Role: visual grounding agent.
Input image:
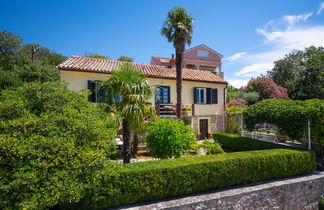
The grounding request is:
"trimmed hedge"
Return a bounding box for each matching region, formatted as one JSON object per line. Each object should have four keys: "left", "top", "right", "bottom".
{"left": 213, "top": 132, "right": 289, "bottom": 151}
{"left": 62, "top": 149, "right": 316, "bottom": 209}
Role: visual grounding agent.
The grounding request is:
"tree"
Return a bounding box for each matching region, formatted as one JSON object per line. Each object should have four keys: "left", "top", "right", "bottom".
{"left": 226, "top": 85, "right": 239, "bottom": 103}
{"left": 118, "top": 56, "right": 134, "bottom": 62}
{"left": 0, "top": 30, "right": 22, "bottom": 70}
{"left": 0, "top": 82, "right": 118, "bottom": 209}
{"left": 84, "top": 52, "right": 109, "bottom": 59}
{"left": 236, "top": 91, "right": 260, "bottom": 105}
{"left": 101, "top": 63, "right": 155, "bottom": 163}
{"left": 246, "top": 76, "right": 289, "bottom": 100}
{"left": 161, "top": 7, "right": 194, "bottom": 118}
{"left": 268, "top": 46, "right": 324, "bottom": 100}
{"left": 14, "top": 61, "right": 60, "bottom": 83}
{"left": 0, "top": 68, "right": 23, "bottom": 90}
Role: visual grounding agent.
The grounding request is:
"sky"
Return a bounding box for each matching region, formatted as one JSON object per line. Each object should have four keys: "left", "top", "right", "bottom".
{"left": 1, "top": 0, "right": 324, "bottom": 88}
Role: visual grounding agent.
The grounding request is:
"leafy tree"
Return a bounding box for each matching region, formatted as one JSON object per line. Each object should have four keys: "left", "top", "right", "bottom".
{"left": 84, "top": 52, "right": 109, "bottom": 59}
{"left": 161, "top": 7, "right": 194, "bottom": 118}
{"left": 118, "top": 56, "right": 133, "bottom": 62}
{"left": 146, "top": 118, "right": 195, "bottom": 159}
{"left": 237, "top": 91, "right": 260, "bottom": 105}
{"left": 268, "top": 46, "right": 324, "bottom": 100}
{"left": 246, "top": 76, "right": 289, "bottom": 100}
{"left": 226, "top": 85, "right": 239, "bottom": 102}
{"left": 0, "top": 30, "right": 22, "bottom": 70}
{"left": 0, "top": 68, "right": 23, "bottom": 90}
{"left": 100, "top": 63, "right": 155, "bottom": 163}
{"left": 0, "top": 82, "right": 118, "bottom": 209}
{"left": 14, "top": 61, "right": 60, "bottom": 83}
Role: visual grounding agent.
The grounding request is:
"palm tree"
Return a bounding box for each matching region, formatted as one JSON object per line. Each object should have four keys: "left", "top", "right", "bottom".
{"left": 161, "top": 7, "right": 194, "bottom": 118}
{"left": 100, "top": 63, "right": 155, "bottom": 163}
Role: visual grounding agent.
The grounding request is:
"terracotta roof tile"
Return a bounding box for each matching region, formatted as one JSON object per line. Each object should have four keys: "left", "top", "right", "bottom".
{"left": 57, "top": 56, "right": 227, "bottom": 84}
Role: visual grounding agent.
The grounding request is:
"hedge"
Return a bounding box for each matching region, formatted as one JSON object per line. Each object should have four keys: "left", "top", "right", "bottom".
{"left": 213, "top": 132, "right": 290, "bottom": 151}
{"left": 62, "top": 149, "right": 315, "bottom": 209}
{"left": 320, "top": 197, "right": 324, "bottom": 210}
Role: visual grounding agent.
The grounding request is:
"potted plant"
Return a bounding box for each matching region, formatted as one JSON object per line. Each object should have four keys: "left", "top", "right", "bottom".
{"left": 181, "top": 105, "right": 192, "bottom": 116}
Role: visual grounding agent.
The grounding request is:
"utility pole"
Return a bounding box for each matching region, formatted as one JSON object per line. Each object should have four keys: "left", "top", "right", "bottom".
{"left": 31, "top": 46, "right": 36, "bottom": 61}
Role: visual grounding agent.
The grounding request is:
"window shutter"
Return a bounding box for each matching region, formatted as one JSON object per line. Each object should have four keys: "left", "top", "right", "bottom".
{"left": 88, "top": 80, "right": 96, "bottom": 102}
{"left": 206, "top": 88, "right": 211, "bottom": 104}
{"left": 166, "top": 86, "right": 170, "bottom": 103}
{"left": 194, "top": 88, "right": 199, "bottom": 103}
{"left": 212, "top": 88, "right": 218, "bottom": 104}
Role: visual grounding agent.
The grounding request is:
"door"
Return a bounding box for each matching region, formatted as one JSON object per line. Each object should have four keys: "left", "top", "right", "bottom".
{"left": 199, "top": 119, "right": 208, "bottom": 139}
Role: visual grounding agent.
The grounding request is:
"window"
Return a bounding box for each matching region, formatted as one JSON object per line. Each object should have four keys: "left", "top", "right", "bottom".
{"left": 194, "top": 87, "right": 218, "bottom": 104}
{"left": 155, "top": 86, "right": 170, "bottom": 104}
{"left": 197, "top": 50, "right": 208, "bottom": 57}
{"left": 88, "top": 80, "right": 121, "bottom": 103}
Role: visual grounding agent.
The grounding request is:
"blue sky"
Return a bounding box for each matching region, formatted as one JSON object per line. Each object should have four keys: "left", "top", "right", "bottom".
{"left": 1, "top": 0, "right": 324, "bottom": 87}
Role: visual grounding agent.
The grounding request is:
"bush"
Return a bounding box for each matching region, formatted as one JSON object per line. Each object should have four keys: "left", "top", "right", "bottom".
{"left": 213, "top": 132, "right": 289, "bottom": 151}
{"left": 0, "top": 82, "right": 118, "bottom": 209}
{"left": 200, "top": 139, "right": 224, "bottom": 154}
{"left": 320, "top": 197, "right": 324, "bottom": 210}
{"left": 0, "top": 69, "right": 23, "bottom": 90}
{"left": 146, "top": 118, "right": 195, "bottom": 159}
{"left": 63, "top": 149, "right": 315, "bottom": 209}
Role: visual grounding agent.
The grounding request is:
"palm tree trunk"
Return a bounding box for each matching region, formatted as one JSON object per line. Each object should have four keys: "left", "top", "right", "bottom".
{"left": 122, "top": 119, "right": 131, "bottom": 163}
{"left": 175, "top": 48, "right": 183, "bottom": 118}
{"left": 132, "top": 133, "right": 139, "bottom": 154}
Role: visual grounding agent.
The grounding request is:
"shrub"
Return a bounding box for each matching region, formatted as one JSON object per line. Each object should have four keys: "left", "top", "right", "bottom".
{"left": 200, "top": 139, "right": 224, "bottom": 154}
{"left": 320, "top": 197, "right": 324, "bottom": 210}
{"left": 146, "top": 118, "right": 195, "bottom": 159}
{"left": 0, "top": 82, "right": 118, "bottom": 209}
{"left": 213, "top": 132, "right": 289, "bottom": 151}
{"left": 225, "top": 105, "right": 244, "bottom": 134}
{"left": 0, "top": 69, "right": 23, "bottom": 90}
{"left": 63, "top": 149, "right": 315, "bottom": 209}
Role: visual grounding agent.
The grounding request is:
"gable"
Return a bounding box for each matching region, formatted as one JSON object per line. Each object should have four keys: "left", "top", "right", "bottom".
{"left": 183, "top": 45, "right": 223, "bottom": 61}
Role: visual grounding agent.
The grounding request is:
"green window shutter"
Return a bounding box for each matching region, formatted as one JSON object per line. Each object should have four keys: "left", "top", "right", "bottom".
{"left": 206, "top": 88, "right": 212, "bottom": 104}
{"left": 194, "top": 87, "right": 199, "bottom": 103}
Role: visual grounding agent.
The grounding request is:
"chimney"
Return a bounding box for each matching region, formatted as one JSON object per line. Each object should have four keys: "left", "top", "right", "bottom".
{"left": 171, "top": 54, "right": 174, "bottom": 59}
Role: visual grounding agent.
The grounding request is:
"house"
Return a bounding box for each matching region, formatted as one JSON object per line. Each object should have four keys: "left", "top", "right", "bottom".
{"left": 57, "top": 49, "right": 227, "bottom": 139}
{"left": 150, "top": 44, "right": 224, "bottom": 78}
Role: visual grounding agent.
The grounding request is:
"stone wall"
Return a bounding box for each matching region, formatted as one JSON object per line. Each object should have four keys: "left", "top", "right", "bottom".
{"left": 122, "top": 172, "right": 324, "bottom": 210}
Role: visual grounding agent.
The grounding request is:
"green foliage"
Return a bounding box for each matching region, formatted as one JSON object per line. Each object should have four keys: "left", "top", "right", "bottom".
{"left": 84, "top": 52, "right": 109, "bottom": 59}
{"left": 63, "top": 149, "right": 315, "bottom": 209}
{"left": 226, "top": 105, "right": 244, "bottom": 134}
{"left": 237, "top": 91, "right": 260, "bottom": 104}
{"left": 0, "top": 82, "right": 118, "bottom": 209}
{"left": 180, "top": 117, "right": 192, "bottom": 125}
{"left": 117, "top": 56, "right": 134, "bottom": 62}
{"left": 0, "top": 30, "right": 22, "bottom": 70}
{"left": 243, "top": 99, "right": 324, "bottom": 143}
{"left": 14, "top": 61, "right": 60, "bottom": 83}
{"left": 213, "top": 132, "right": 289, "bottom": 151}
{"left": 320, "top": 197, "right": 324, "bottom": 210}
{"left": 200, "top": 139, "right": 224, "bottom": 154}
{"left": 226, "top": 85, "right": 239, "bottom": 102}
{"left": 0, "top": 69, "right": 23, "bottom": 90}
{"left": 269, "top": 46, "right": 324, "bottom": 100}
{"left": 146, "top": 118, "right": 195, "bottom": 159}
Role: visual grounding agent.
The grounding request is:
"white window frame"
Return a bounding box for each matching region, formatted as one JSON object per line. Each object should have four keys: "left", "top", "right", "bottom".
{"left": 197, "top": 50, "right": 208, "bottom": 57}
{"left": 197, "top": 88, "right": 207, "bottom": 104}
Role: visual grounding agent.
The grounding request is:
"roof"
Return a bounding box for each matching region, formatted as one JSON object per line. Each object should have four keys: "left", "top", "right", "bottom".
{"left": 57, "top": 56, "right": 227, "bottom": 84}
{"left": 184, "top": 44, "right": 223, "bottom": 58}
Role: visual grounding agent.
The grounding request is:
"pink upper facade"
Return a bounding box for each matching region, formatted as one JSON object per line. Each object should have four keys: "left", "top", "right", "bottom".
{"left": 150, "top": 44, "right": 224, "bottom": 78}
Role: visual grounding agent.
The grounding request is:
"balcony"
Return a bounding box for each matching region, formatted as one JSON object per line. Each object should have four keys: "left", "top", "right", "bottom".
{"left": 155, "top": 102, "right": 195, "bottom": 117}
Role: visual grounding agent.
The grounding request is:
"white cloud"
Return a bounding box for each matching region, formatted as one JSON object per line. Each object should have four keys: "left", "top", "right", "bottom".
{"left": 235, "top": 62, "right": 274, "bottom": 77}
{"left": 233, "top": 11, "right": 324, "bottom": 78}
{"left": 317, "top": 2, "right": 324, "bottom": 15}
{"left": 282, "top": 13, "right": 312, "bottom": 26}
{"left": 226, "top": 79, "right": 249, "bottom": 88}
{"left": 225, "top": 52, "right": 247, "bottom": 61}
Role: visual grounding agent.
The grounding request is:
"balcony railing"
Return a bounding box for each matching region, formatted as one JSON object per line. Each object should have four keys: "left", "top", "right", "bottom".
{"left": 156, "top": 102, "right": 195, "bottom": 116}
